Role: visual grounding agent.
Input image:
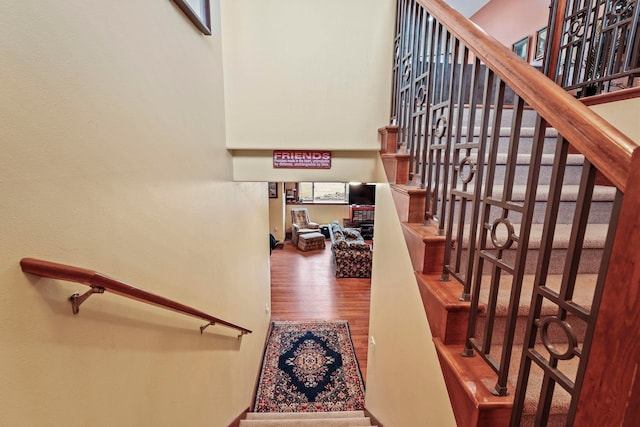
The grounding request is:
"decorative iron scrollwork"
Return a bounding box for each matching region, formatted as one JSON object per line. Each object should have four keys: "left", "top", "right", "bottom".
{"left": 567, "top": 13, "right": 586, "bottom": 38}
{"left": 458, "top": 156, "right": 476, "bottom": 184}
{"left": 402, "top": 58, "right": 412, "bottom": 83}
{"left": 610, "top": 0, "right": 635, "bottom": 21}
{"left": 433, "top": 114, "right": 448, "bottom": 137}
{"left": 394, "top": 39, "right": 401, "bottom": 65}
{"left": 539, "top": 316, "right": 579, "bottom": 360}
{"left": 613, "top": 0, "right": 634, "bottom": 16}
{"left": 414, "top": 84, "right": 427, "bottom": 110}
{"left": 489, "top": 218, "right": 515, "bottom": 250}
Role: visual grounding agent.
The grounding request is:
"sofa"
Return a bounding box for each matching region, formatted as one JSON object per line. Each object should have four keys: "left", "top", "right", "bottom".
{"left": 328, "top": 221, "right": 372, "bottom": 278}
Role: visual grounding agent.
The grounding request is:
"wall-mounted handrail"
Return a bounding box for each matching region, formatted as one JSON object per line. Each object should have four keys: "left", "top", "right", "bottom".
{"left": 416, "top": 0, "right": 636, "bottom": 192}
{"left": 20, "top": 258, "right": 252, "bottom": 336}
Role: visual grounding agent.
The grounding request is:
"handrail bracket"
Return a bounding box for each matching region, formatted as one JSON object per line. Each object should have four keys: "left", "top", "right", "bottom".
{"left": 200, "top": 321, "right": 215, "bottom": 334}
{"left": 69, "top": 287, "right": 105, "bottom": 315}
{"left": 238, "top": 331, "right": 249, "bottom": 340}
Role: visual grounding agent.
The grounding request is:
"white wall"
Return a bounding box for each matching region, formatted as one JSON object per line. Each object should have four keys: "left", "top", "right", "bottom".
{"left": 220, "top": 0, "right": 395, "bottom": 152}
{"left": 0, "top": 1, "right": 269, "bottom": 426}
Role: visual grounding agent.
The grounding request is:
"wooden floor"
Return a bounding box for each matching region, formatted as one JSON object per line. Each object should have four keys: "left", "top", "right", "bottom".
{"left": 270, "top": 239, "right": 371, "bottom": 380}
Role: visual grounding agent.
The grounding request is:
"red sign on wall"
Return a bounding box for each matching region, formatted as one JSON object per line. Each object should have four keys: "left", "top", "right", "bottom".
{"left": 273, "top": 150, "right": 332, "bottom": 169}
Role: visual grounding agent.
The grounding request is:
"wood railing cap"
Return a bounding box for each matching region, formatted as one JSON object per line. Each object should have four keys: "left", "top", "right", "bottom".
{"left": 20, "top": 258, "right": 252, "bottom": 335}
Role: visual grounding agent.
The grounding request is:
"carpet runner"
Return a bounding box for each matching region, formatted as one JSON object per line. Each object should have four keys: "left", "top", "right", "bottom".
{"left": 254, "top": 321, "right": 366, "bottom": 413}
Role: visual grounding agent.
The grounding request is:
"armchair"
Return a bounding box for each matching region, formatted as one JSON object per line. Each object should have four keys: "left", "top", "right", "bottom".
{"left": 291, "top": 208, "right": 320, "bottom": 245}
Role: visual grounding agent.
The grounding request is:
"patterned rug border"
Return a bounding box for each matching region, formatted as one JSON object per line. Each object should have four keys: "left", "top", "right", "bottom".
{"left": 253, "top": 320, "right": 365, "bottom": 412}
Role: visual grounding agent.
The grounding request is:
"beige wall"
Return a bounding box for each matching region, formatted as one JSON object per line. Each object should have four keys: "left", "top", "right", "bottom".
{"left": 232, "top": 150, "right": 384, "bottom": 183}
{"left": 220, "top": 0, "right": 395, "bottom": 151}
{"left": 471, "top": 0, "right": 549, "bottom": 65}
{"left": 365, "top": 181, "right": 456, "bottom": 426}
{"left": 0, "top": 1, "right": 269, "bottom": 426}
{"left": 590, "top": 98, "right": 640, "bottom": 144}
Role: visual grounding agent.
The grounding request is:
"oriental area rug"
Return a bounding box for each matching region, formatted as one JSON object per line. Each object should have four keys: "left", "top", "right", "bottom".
{"left": 254, "top": 320, "right": 365, "bottom": 412}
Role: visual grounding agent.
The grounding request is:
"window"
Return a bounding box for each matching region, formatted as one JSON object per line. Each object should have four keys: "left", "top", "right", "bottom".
{"left": 298, "top": 182, "right": 348, "bottom": 204}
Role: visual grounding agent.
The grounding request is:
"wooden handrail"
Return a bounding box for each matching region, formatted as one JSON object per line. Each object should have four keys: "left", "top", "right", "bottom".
{"left": 419, "top": 0, "right": 637, "bottom": 192}
{"left": 20, "top": 258, "right": 252, "bottom": 335}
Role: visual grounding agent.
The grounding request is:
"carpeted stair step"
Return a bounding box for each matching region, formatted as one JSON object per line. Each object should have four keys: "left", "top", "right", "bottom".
{"left": 407, "top": 126, "right": 560, "bottom": 188}
{"left": 457, "top": 222, "right": 610, "bottom": 275}
{"left": 246, "top": 411, "right": 367, "bottom": 420}
{"left": 457, "top": 104, "right": 540, "bottom": 129}
{"left": 434, "top": 338, "right": 578, "bottom": 427}
{"left": 416, "top": 272, "right": 595, "bottom": 346}
{"left": 449, "top": 184, "right": 615, "bottom": 225}
{"left": 487, "top": 153, "right": 585, "bottom": 186}
{"left": 495, "top": 342, "right": 577, "bottom": 427}
{"left": 486, "top": 184, "right": 615, "bottom": 224}
{"left": 239, "top": 416, "right": 374, "bottom": 426}
{"left": 447, "top": 125, "right": 559, "bottom": 154}
{"left": 473, "top": 273, "right": 595, "bottom": 346}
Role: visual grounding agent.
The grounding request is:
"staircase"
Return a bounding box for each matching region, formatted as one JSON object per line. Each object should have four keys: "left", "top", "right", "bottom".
{"left": 239, "top": 411, "right": 377, "bottom": 426}
{"left": 381, "top": 103, "right": 616, "bottom": 426}
{"left": 381, "top": 0, "right": 640, "bottom": 424}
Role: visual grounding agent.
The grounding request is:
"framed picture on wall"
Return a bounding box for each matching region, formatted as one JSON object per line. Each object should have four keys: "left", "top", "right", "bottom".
{"left": 535, "top": 27, "right": 547, "bottom": 61}
{"left": 512, "top": 36, "right": 530, "bottom": 61}
{"left": 268, "top": 182, "right": 278, "bottom": 198}
{"left": 172, "top": 0, "right": 212, "bottom": 35}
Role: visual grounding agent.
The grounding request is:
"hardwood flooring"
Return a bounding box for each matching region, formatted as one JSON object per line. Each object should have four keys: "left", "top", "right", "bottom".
{"left": 270, "top": 239, "right": 371, "bottom": 380}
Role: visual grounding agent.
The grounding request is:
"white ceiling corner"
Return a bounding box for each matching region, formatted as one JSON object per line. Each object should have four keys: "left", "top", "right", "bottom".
{"left": 446, "top": 0, "right": 490, "bottom": 18}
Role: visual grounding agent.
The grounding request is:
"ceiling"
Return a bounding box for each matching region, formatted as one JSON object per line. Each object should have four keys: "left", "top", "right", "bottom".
{"left": 446, "top": 0, "right": 490, "bottom": 17}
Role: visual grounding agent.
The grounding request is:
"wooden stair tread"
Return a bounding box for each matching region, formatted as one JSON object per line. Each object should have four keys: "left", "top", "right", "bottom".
{"left": 389, "top": 183, "right": 426, "bottom": 195}
{"left": 380, "top": 153, "right": 410, "bottom": 159}
{"left": 434, "top": 338, "right": 513, "bottom": 427}
{"left": 401, "top": 222, "right": 445, "bottom": 243}
{"left": 416, "top": 273, "right": 470, "bottom": 312}
{"left": 416, "top": 273, "right": 472, "bottom": 344}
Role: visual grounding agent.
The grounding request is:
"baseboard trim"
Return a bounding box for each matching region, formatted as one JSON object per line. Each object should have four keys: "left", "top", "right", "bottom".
{"left": 250, "top": 318, "right": 274, "bottom": 410}
{"left": 364, "top": 408, "right": 385, "bottom": 427}
{"left": 227, "top": 406, "right": 250, "bottom": 427}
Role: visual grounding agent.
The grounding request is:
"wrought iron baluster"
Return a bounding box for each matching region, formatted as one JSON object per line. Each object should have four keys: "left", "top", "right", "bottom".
{"left": 464, "top": 72, "right": 503, "bottom": 359}
{"left": 441, "top": 45, "right": 470, "bottom": 283}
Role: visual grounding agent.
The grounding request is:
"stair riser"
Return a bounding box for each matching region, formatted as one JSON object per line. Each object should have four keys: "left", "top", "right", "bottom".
{"left": 390, "top": 186, "right": 426, "bottom": 223}
{"left": 434, "top": 339, "right": 512, "bottom": 427}
{"left": 417, "top": 276, "right": 470, "bottom": 345}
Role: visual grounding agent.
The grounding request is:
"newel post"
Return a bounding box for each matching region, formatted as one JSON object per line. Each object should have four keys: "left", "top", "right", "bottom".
{"left": 574, "top": 147, "right": 640, "bottom": 426}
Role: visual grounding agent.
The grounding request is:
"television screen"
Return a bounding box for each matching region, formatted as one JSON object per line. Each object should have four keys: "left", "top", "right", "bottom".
{"left": 348, "top": 183, "right": 376, "bottom": 205}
